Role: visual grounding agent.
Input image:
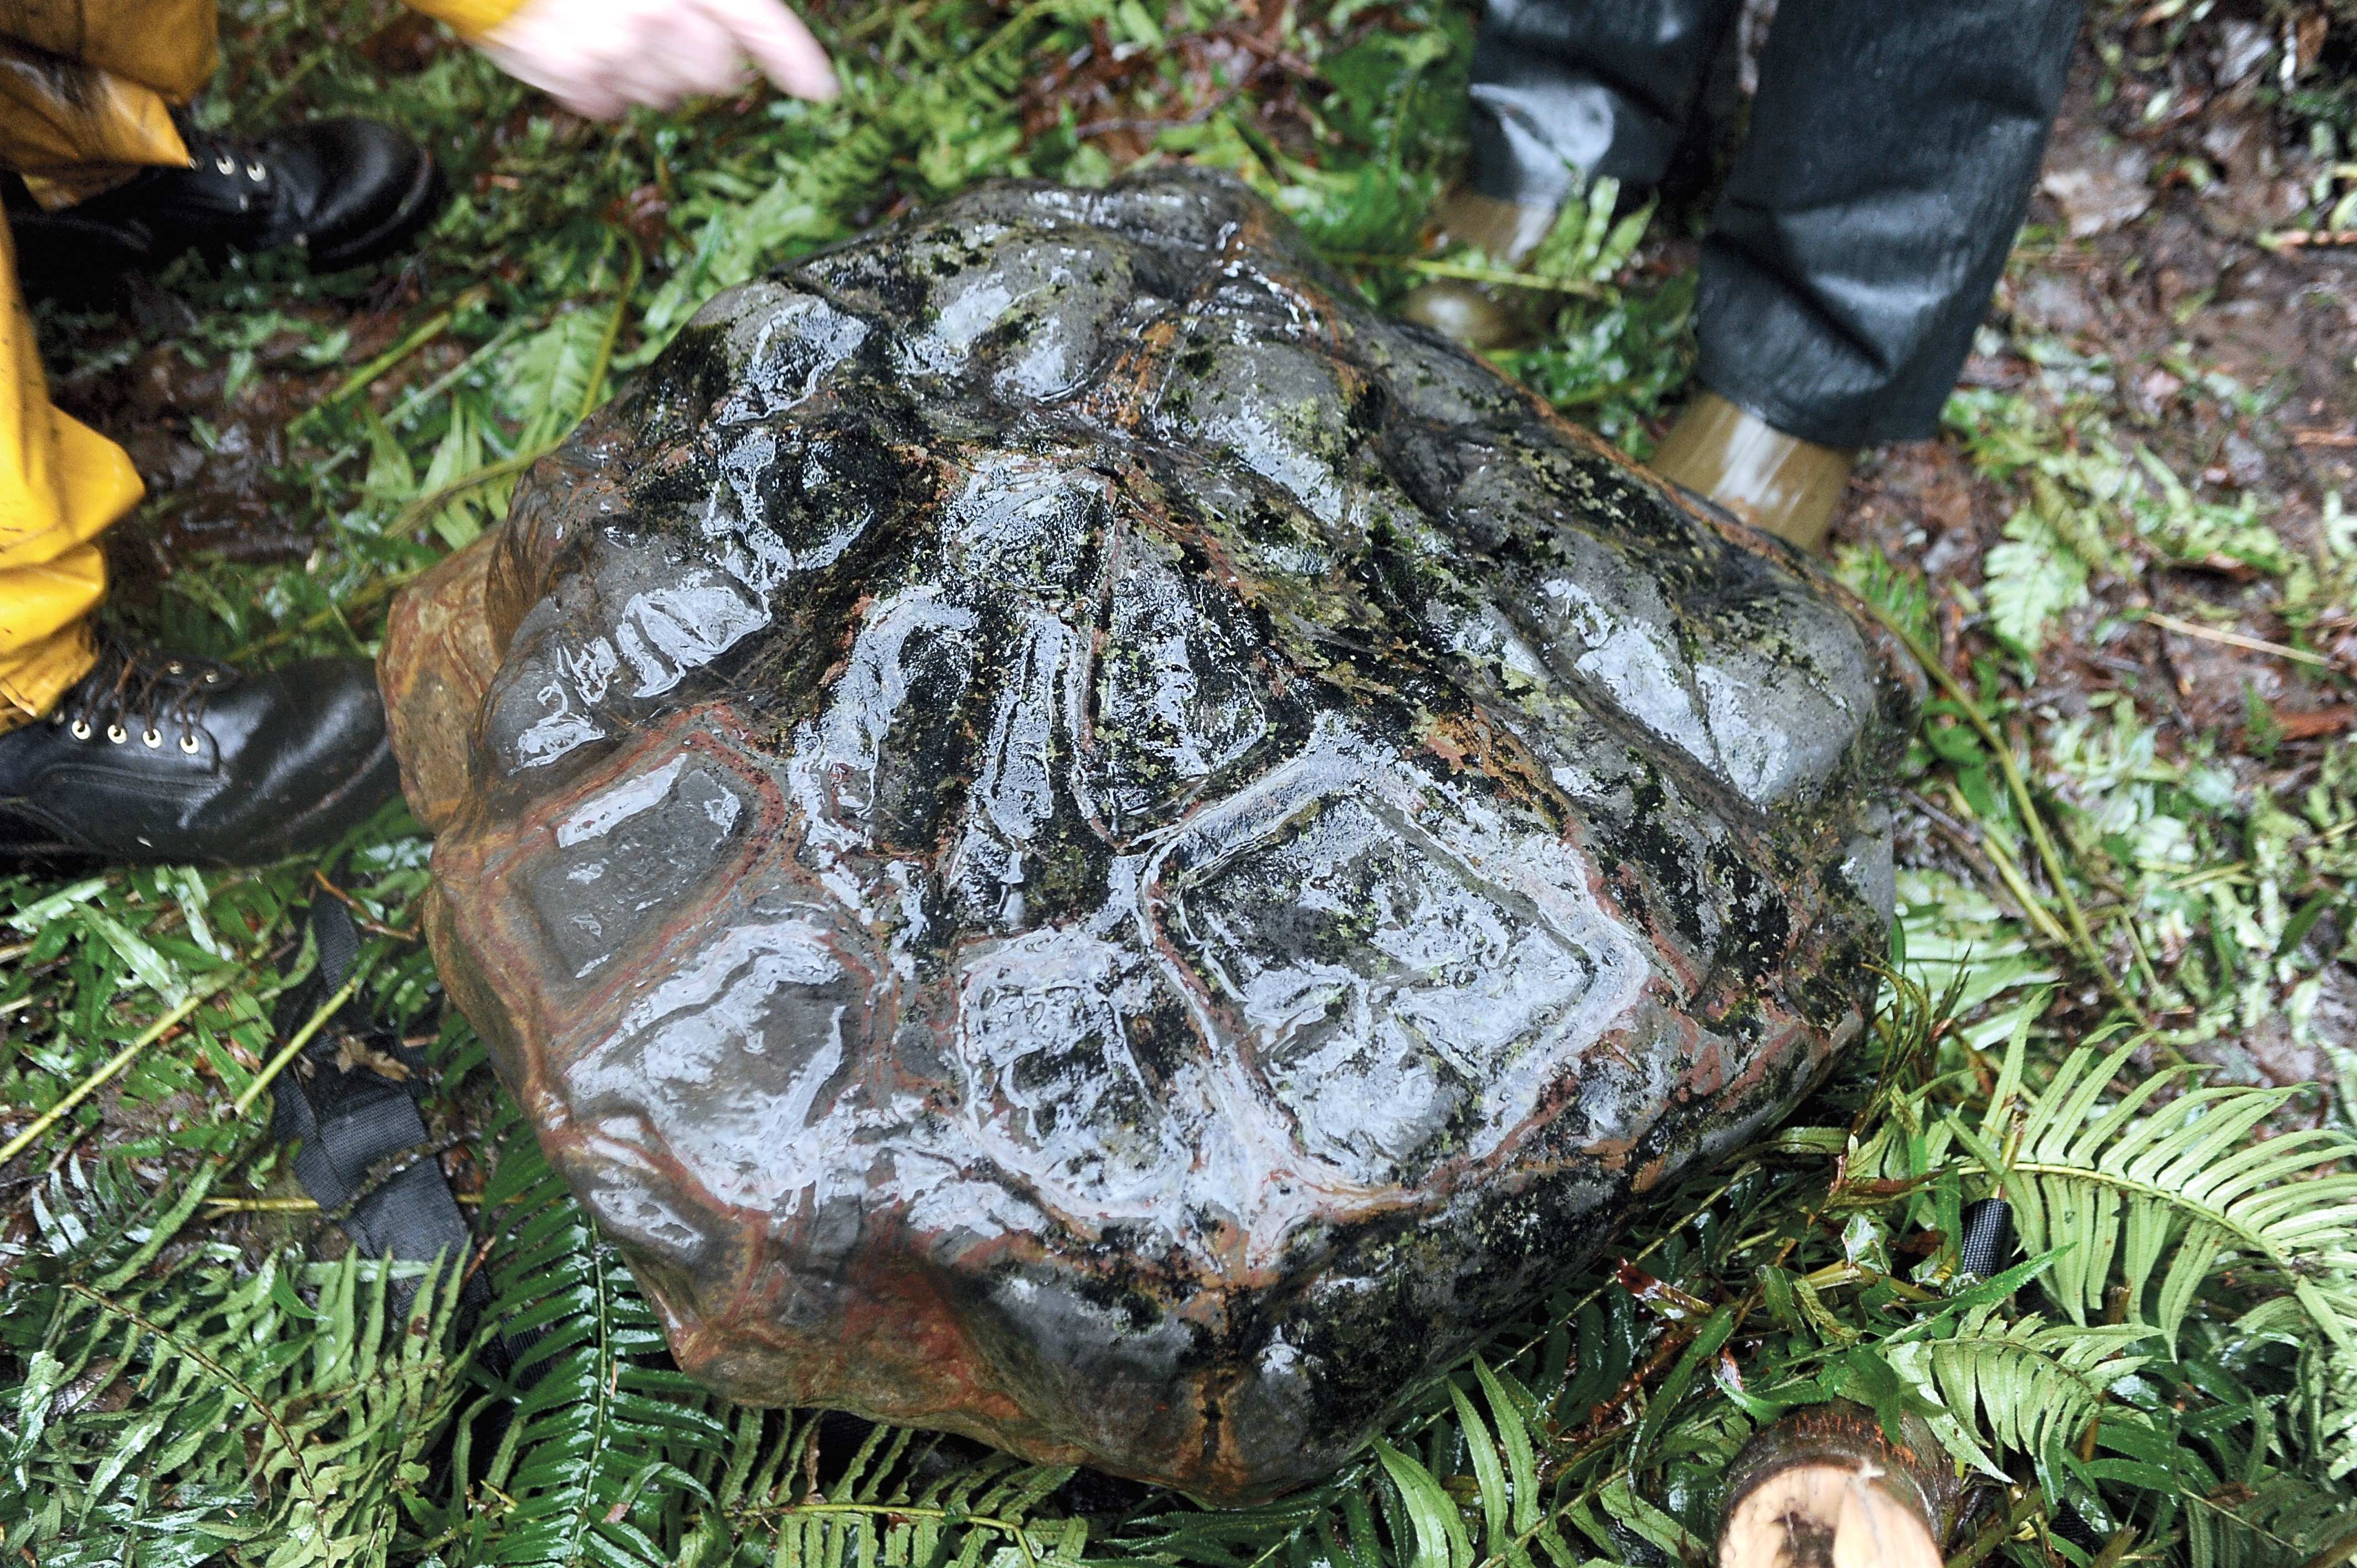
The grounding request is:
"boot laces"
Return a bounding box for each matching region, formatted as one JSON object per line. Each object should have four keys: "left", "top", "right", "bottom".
{"left": 50, "top": 636, "right": 234, "bottom": 753}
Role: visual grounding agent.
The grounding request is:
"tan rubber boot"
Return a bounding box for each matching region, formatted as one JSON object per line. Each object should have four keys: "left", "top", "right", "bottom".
{"left": 1650, "top": 391, "right": 1857, "bottom": 553}
{"left": 1397, "top": 188, "right": 1559, "bottom": 352}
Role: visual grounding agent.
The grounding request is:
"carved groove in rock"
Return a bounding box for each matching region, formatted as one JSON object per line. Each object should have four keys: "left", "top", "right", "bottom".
{"left": 379, "top": 169, "right": 1919, "bottom": 1502}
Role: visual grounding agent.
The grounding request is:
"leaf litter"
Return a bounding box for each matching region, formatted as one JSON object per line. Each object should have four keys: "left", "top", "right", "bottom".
{"left": 8, "top": 0, "right": 2357, "bottom": 1563}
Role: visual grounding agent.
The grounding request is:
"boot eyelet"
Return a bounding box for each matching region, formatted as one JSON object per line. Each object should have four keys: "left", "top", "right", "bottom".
{"left": 202, "top": 671, "right": 222, "bottom": 684}
{"left": 214, "top": 153, "right": 237, "bottom": 176}
{"left": 105, "top": 724, "right": 128, "bottom": 744}
{"left": 166, "top": 660, "right": 184, "bottom": 675}
{"left": 142, "top": 728, "right": 162, "bottom": 748}
{"left": 246, "top": 161, "right": 267, "bottom": 181}
{"left": 179, "top": 733, "right": 201, "bottom": 754}
{"left": 69, "top": 719, "right": 91, "bottom": 740}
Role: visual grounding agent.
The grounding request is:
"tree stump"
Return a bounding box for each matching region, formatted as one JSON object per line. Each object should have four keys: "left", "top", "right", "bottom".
{"left": 1718, "top": 1405, "right": 1961, "bottom": 1568}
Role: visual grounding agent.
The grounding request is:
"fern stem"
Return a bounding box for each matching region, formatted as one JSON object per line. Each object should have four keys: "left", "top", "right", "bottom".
{"left": 383, "top": 226, "right": 642, "bottom": 543}
{"left": 228, "top": 561, "right": 434, "bottom": 661}
{"left": 388, "top": 446, "right": 554, "bottom": 538}
{"left": 1944, "top": 783, "right": 2072, "bottom": 947}
{"left": 240, "top": 233, "right": 645, "bottom": 667}
{"left": 581, "top": 226, "right": 645, "bottom": 423}
{"left": 549, "top": 1227, "right": 624, "bottom": 1567}
{"left": 1796, "top": 1259, "right": 1937, "bottom": 1303}
{"left": 61, "top": 1279, "right": 326, "bottom": 1508}
{"left": 1864, "top": 600, "right": 2152, "bottom": 1029}
{"left": 287, "top": 286, "right": 490, "bottom": 441}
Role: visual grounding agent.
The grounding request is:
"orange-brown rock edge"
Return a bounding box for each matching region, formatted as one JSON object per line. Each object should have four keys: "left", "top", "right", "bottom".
{"left": 379, "top": 169, "right": 1919, "bottom": 1502}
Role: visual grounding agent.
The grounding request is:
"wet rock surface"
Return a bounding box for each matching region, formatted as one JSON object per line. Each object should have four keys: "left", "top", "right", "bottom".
{"left": 379, "top": 169, "right": 1917, "bottom": 1501}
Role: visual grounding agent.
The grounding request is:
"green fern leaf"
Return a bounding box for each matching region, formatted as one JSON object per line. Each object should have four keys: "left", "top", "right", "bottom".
{"left": 1448, "top": 1383, "right": 1510, "bottom": 1567}
{"left": 2182, "top": 1467, "right": 2357, "bottom": 1568}
{"left": 1373, "top": 1440, "right": 1471, "bottom": 1568}
{"left": 1959, "top": 1040, "right": 2357, "bottom": 1355}
{"left": 1883, "top": 1303, "right": 2151, "bottom": 1480}
{"left": 1983, "top": 508, "right": 2091, "bottom": 657}
{"left": 1471, "top": 1360, "right": 1540, "bottom": 1538}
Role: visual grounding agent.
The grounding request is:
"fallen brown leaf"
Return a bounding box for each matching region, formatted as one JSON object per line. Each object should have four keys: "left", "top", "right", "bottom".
{"left": 2273, "top": 706, "right": 2355, "bottom": 741}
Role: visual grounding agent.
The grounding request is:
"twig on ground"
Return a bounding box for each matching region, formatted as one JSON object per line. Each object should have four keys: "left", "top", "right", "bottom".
{"left": 288, "top": 286, "right": 490, "bottom": 440}
{"left": 235, "top": 234, "right": 644, "bottom": 664}
{"left": 1943, "top": 784, "right": 2075, "bottom": 948}
{"left": 2260, "top": 228, "right": 2357, "bottom": 250}
{"left": 383, "top": 226, "right": 642, "bottom": 542}
{"left": 229, "top": 563, "right": 434, "bottom": 662}
{"left": 310, "top": 870, "right": 418, "bottom": 942}
{"left": 203, "top": 1193, "right": 485, "bottom": 1213}
{"left": 0, "top": 978, "right": 230, "bottom": 1165}
{"left": 2138, "top": 608, "right": 2333, "bottom": 668}
{"left": 230, "top": 974, "right": 362, "bottom": 1120}
{"left": 2298, "top": 1519, "right": 2357, "bottom": 1568}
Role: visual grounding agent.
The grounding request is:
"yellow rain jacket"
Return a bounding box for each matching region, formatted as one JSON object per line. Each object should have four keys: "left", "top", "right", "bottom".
{"left": 0, "top": 0, "right": 518, "bottom": 726}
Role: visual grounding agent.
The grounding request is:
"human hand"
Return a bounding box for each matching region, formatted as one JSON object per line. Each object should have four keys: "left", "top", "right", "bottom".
{"left": 478, "top": 0, "right": 840, "bottom": 120}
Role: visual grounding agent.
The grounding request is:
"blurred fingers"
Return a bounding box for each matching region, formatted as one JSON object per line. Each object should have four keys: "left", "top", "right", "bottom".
{"left": 479, "top": 0, "right": 840, "bottom": 118}
{"left": 696, "top": 0, "right": 840, "bottom": 102}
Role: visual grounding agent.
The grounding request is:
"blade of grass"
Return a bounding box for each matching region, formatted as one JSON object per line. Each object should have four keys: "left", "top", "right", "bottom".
{"left": 1946, "top": 783, "right": 2073, "bottom": 947}
{"left": 2138, "top": 608, "right": 2332, "bottom": 668}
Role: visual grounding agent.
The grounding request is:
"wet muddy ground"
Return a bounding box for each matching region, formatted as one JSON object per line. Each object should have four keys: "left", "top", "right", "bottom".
{"left": 1831, "top": 27, "right": 2357, "bottom": 1093}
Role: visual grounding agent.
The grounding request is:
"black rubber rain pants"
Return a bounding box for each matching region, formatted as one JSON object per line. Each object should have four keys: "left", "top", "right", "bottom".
{"left": 1469, "top": 0, "right": 2087, "bottom": 448}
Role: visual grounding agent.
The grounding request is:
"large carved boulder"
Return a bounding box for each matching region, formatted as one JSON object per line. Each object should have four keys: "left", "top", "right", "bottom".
{"left": 380, "top": 169, "right": 1917, "bottom": 1502}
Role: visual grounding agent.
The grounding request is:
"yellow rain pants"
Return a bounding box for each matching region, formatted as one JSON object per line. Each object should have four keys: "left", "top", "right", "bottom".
{"left": 0, "top": 209, "right": 141, "bottom": 724}
{"left": 0, "top": 0, "right": 519, "bottom": 731}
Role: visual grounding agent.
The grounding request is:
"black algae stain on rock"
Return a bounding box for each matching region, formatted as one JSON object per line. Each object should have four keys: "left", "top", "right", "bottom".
{"left": 380, "top": 168, "right": 1919, "bottom": 1502}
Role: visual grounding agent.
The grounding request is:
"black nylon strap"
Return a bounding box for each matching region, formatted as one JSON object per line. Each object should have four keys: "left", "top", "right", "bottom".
{"left": 1958, "top": 1196, "right": 2016, "bottom": 1279}
{"left": 269, "top": 899, "right": 487, "bottom": 1332}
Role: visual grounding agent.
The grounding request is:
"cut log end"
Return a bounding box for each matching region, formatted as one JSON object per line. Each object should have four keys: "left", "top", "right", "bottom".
{"left": 1717, "top": 1406, "right": 1959, "bottom": 1568}
{"left": 1718, "top": 1461, "right": 1945, "bottom": 1568}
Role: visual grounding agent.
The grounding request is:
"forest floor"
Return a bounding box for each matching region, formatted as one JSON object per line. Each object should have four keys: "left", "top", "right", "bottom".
{"left": 4, "top": 2, "right": 2357, "bottom": 1565}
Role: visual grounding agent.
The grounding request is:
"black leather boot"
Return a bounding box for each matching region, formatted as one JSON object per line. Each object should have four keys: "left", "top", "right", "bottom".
{"left": 0, "top": 637, "right": 401, "bottom": 868}
{"left": 9, "top": 117, "right": 443, "bottom": 291}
